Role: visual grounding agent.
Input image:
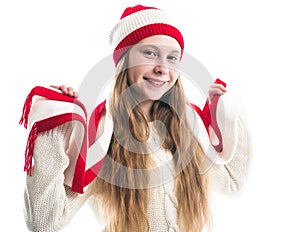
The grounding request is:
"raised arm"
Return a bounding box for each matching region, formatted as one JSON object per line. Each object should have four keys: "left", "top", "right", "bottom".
{"left": 24, "top": 121, "right": 89, "bottom": 231}
{"left": 189, "top": 79, "right": 252, "bottom": 195}
{"left": 207, "top": 110, "right": 253, "bottom": 194}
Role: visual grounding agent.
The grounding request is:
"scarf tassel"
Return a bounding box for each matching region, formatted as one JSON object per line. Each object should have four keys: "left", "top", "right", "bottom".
{"left": 19, "top": 89, "right": 35, "bottom": 129}
{"left": 24, "top": 123, "right": 38, "bottom": 176}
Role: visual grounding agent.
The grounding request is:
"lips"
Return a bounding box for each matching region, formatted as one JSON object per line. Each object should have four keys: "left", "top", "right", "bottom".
{"left": 143, "top": 77, "right": 167, "bottom": 86}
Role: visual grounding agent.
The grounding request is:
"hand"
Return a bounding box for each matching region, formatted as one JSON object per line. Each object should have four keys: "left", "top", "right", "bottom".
{"left": 50, "top": 85, "right": 79, "bottom": 98}
{"left": 208, "top": 83, "right": 227, "bottom": 102}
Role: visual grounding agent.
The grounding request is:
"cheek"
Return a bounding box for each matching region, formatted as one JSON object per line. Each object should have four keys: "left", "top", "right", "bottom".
{"left": 128, "top": 49, "right": 147, "bottom": 69}
{"left": 127, "top": 67, "right": 142, "bottom": 85}
{"left": 170, "top": 72, "right": 180, "bottom": 84}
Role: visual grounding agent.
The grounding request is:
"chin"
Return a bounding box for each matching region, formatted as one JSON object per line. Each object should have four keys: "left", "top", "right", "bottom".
{"left": 146, "top": 95, "right": 163, "bottom": 101}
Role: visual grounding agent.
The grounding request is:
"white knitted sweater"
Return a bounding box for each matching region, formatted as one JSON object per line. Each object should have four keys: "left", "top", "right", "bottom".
{"left": 24, "top": 110, "right": 252, "bottom": 232}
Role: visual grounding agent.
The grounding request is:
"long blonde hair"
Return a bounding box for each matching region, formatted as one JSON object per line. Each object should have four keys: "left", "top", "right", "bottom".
{"left": 89, "top": 52, "right": 212, "bottom": 231}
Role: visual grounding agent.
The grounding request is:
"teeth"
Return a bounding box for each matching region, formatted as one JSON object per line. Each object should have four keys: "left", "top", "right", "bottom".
{"left": 147, "top": 79, "right": 164, "bottom": 85}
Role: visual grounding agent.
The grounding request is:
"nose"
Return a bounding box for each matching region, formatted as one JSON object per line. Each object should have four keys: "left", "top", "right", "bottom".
{"left": 153, "top": 63, "right": 170, "bottom": 75}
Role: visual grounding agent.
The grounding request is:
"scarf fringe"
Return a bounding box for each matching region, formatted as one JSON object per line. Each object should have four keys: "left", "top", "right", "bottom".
{"left": 19, "top": 81, "right": 228, "bottom": 192}
{"left": 19, "top": 86, "right": 88, "bottom": 129}
{"left": 19, "top": 86, "right": 91, "bottom": 193}
{"left": 19, "top": 88, "right": 36, "bottom": 129}
{"left": 24, "top": 122, "right": 38, "bottom": 175}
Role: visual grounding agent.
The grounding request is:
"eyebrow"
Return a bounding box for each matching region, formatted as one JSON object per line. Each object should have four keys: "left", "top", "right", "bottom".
{"left": 170, "top": 50, "right": 181, "bottom": 54}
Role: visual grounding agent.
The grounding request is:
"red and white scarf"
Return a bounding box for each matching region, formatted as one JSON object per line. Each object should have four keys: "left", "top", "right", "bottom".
{"left": 19, "top": 79, "right": 240, "bottom": 194}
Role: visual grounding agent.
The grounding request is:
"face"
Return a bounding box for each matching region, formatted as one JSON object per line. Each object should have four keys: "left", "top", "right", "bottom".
{"left": 127, "top": 35, "right": 182, "bottom": 102}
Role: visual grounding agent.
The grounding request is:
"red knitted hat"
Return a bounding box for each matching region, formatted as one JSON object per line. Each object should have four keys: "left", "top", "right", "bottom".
{"left": 109, "top": 5, "right": 184, "bottom": 65}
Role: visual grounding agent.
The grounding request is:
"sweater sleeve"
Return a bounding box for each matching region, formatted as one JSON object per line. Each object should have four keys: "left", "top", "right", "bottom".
{"left": 24, "top": 122, "right": 89, "bottom": 232}
{"left": 207, "top": 109, "right": 253, "bottom": 195}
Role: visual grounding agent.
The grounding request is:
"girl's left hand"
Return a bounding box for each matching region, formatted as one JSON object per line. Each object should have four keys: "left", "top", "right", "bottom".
{"left": 208, "top": 83, "right": 227, "bottom": 102}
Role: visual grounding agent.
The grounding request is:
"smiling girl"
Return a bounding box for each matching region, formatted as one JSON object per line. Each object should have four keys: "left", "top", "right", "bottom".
{"left": 21, "top": 4, "right": 252, "bottom": 232}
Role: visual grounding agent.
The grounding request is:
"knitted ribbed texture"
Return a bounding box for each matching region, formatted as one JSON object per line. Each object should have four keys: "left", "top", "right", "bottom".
{"left": 208, "top": 109, "right": 253, "bottom": 194}
{"left": 24, "top": 122, "right": 89, "bottom": 231}
{"left": 24, "top": 112, "right": 252, "bottom": 231}
{"left": 109, "top": 5, "right": 184, "bottom": 65}
{"left": 146, "top": 123, "right": 179, "bottom": 231}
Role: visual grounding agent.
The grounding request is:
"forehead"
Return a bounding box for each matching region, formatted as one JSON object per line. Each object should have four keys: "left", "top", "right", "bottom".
{"left": 136, "top": 35, "right": 181, "bottom": 51}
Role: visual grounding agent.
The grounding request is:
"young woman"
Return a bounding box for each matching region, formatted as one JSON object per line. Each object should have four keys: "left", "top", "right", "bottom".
{"left": 21, "top": 4, "right": 252, "bottom": 232}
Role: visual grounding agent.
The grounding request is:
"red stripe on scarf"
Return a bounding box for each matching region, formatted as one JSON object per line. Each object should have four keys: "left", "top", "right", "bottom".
{"left": 20, "top": 86, "right": 88, "bottom": 193}
{"left": 191, "top": 78, "right": 226, "bottom": 153}
{"left": 24, "top": 113, "right": 87, "bottom": 181}
{"left": 19, "top": 86, "right": 87, "bottom": 129}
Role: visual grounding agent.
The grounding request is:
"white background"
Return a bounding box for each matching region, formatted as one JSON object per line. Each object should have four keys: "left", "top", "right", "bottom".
{"left": 1, "top": 0, "right": 300, "bottom": 231}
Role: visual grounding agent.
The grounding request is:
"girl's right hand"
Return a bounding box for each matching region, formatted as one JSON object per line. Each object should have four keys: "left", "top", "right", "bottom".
{"left": 50, "top": 85, "right": 79, "bottom": 98}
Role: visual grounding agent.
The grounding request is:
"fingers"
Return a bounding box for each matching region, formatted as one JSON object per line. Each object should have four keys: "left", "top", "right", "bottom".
{"left": 208, "top": 83, "right": 227, "bottom": 101}
{"left": 49, "top": 85, "right": 79, "bottom": 98}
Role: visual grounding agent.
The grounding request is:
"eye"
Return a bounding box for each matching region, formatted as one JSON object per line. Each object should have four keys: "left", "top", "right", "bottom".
{"left": 167, "top": 55, "right": 179, "bottom": 63}
{"left": 143, "top": 50, "right": 157, "bottom": 58}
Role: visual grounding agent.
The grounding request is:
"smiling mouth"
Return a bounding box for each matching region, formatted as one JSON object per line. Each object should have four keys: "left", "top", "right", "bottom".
{"left": 143, "top": 77, "right": 166, "bottom": 86}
